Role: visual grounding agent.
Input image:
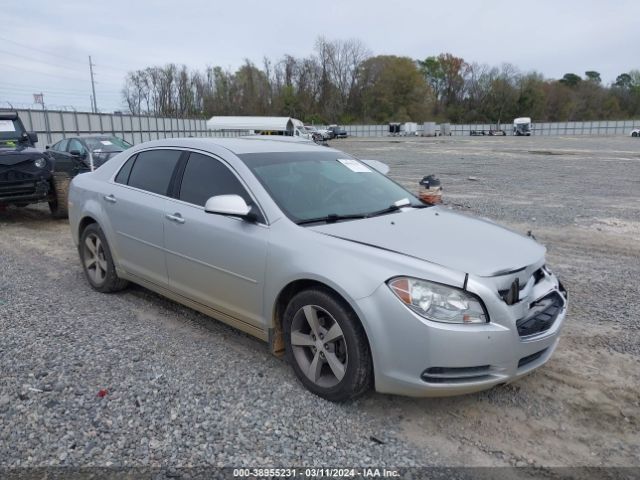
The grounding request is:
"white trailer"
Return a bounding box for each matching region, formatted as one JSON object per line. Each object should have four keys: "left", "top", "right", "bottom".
{"left": 513, "top": 117, "right": 532, "bottom": 136}
{"left": 401, "top": 122, "right": 418, "bottom": 136}
{"left": 206, "top": 116, "right": 313, "bottom": 140}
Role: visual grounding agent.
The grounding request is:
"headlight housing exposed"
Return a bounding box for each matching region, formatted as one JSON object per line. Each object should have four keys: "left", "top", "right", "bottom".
{"left": 388, "top": 277, "right": 488, "bottom": 324}
{"left": 34, "top": 157, "right": 47, "bottom": 169}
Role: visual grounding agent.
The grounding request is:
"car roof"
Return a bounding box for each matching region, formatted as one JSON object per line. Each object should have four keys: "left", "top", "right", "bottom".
{"left": 129, "top": 136, "right": 337, "bottom": 155}
{"left": 64, "top": 135, "right": 119, "bottom": 140}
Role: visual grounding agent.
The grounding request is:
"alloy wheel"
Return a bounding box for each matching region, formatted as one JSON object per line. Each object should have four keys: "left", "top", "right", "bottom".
{"left": 83, "top": 233, "right": 108, "bottom": 285}
{"left": 290, "top": 305, "right": 348, "bottom": 388}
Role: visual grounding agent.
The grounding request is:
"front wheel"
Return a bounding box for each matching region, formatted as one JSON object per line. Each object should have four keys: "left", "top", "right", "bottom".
{"left": 79, "top": 223, "right": 128, "bottom": 293}
{"left": 49, "top": 173, "right": 71, "bottom": 219}
{"left": 284, "top": 288, "right": 373, "bottom": 402}
{"left": 633, "top": 132, "right": 639, "bottom": 137}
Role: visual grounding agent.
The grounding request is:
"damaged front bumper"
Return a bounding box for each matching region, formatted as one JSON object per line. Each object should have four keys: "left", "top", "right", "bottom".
{"left": 355, "top": 264, "right": 568, "bottom": 397}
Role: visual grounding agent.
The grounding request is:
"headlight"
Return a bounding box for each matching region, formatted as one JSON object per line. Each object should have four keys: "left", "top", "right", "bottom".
{"left": 388, "top": 277, "right": 488, "bottom": 324}
{"left": 34, "top": 157, "right": 47, "bottom": 168}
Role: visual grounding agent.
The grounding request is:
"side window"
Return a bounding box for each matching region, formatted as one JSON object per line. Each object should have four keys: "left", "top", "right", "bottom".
{"left": 114, "top": 154, "right": 137, "bottom": 184}
{"left": 127, "top": 149, "right": 182, "bottom": 195}
{"left": 67, "top": 139, "right": 86, "bottom": 154}
{"left": 179, "top": 152, "right": 257, "bottom": 212}
{"left": 54, "top": 139, "right": 68, "bottom": 151}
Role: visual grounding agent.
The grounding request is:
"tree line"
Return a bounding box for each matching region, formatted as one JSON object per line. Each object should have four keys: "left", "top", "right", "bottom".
{"left": 121, "top": 37, "right": 640, "bottom": 124}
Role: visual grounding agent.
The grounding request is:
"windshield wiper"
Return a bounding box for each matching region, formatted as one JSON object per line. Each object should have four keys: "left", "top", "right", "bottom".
{"left": 296, "top": 213, "right": 368, "bottom": 225}
{"left": 296, "top": 199, "right": 429, "bottom": 225}
{"left": 365, "top": 199, "right": 428, "bottom": 218}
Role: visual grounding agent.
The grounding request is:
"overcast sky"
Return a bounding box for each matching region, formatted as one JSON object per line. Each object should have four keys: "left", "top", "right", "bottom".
{"left": 2, "top": 0, "right": 638, "bottom": 112}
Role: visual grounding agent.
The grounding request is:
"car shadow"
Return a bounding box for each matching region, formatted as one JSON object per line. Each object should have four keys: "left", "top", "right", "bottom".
{"left": 0, "top": 204, "right": 64, "bottom": 224}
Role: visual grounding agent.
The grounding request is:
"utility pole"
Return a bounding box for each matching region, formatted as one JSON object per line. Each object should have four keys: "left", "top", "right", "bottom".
{"left": 89, "top": 55, "right": 97, "bottom": 113}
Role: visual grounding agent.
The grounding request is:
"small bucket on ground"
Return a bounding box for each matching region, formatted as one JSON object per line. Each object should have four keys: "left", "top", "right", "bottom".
{"left": 418, "top": 175, "right": 442, "bottom": 204}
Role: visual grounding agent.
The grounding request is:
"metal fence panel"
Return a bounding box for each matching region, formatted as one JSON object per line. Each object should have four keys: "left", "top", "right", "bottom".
{"left": 12, "top": 108, "right": 640, "bottom": 148}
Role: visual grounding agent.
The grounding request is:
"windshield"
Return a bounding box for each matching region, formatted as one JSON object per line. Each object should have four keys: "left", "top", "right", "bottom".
{"left": 0, "top": 118, "right": 26, "bottom": 144}
{"left": 239, "top": 151, "right": 425, "bottom": 223}
{"left": 84, "top": 136, "right": 132, "bottom": 152}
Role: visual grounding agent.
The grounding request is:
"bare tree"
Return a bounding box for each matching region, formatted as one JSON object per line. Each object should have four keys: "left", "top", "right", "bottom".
{"left": 315, "top": 36, "right": 371, "bottom": 120}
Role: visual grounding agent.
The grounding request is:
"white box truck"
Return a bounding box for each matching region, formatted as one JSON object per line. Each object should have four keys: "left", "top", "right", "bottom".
{"left": 513, "top": 117, "right": 532, "bottom": 136}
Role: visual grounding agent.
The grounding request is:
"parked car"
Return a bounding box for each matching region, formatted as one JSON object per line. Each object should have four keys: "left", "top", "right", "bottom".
{"left": 303, "top": 125, "right": 331, "bottom": 141}
{"left": 631, "top": 128, "right": 640, "bottom": 137}
{"left": 470, "top": 129, "right": 506, "bottom": 136}
{"left": 327, "top": 125, "right": 348, "bottom": 139}
{"left": 1, "top": 110, "right": 78, "bottom": 218}
{"left": 298, "top": 126, "right": 327, "bottom": 145}
{"left": 47, "top": 135, "right": 132, "bottom": 171}
{"left": 68, "top": 137, "right": 567, "bottom": 401}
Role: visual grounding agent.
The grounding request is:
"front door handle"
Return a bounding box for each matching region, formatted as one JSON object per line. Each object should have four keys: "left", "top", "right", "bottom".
{"left": 165, "top": 213, "right": 185, "bottom": 224}
{"left": 103, "top": 194, "right": 117, "bottom": 203}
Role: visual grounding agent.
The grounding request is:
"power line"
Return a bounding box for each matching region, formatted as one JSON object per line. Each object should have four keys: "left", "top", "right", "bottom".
{"left": 0, "top": 48, "right": 87, "bottom": 75}
{"left": 0, "top": 35, "right": 130, "bottom": 74}
{"left": 0, "top": 81, "right": 122, "bottom": 96}
{"left": 0, "top": 89, "right": 122, "bottom": 99}
{"left": 0, "top": 62, "right": 122, "bottom": 86}
{"left": 0, "top": 49, "right": 125, "bottom": 85}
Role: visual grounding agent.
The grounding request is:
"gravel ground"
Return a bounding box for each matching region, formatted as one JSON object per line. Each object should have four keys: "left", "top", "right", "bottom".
{"left": 1, "top": 135, "right": 639, "bottom": 475}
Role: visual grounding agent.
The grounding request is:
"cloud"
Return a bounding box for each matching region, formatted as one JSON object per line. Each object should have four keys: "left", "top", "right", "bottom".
{"left": 3, "top": 0, "right": 638, "bottom": 112}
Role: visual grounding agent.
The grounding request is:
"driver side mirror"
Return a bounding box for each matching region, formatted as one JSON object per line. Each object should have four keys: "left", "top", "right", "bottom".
{"left": 69, "top": 149, "right": 86, "bottom": 158}
{"left": 204, "top": 194, "right": 256, "bottom": 221}
{"left": 27, "top": 132, "right": 38, "bottom": 144}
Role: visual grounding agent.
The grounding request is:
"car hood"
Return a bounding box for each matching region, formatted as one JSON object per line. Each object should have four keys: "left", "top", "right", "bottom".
{"left": 0, "top": 145, "right": 46, "bottom": 165}
{"left": 309, "top": 207, "right": 545, "bottom": 277}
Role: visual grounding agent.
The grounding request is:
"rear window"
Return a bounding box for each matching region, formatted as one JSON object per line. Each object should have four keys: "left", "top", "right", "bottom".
{"left": 0, "top": 118, "right": 25, "bottom": 143}
{"left": 126, "top": 149, "right": 182, "bottom": 196}
{"left": 115, "top": 154, "right": 137, "bottom": 184}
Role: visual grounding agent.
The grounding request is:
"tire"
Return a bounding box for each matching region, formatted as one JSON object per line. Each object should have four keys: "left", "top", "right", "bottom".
{"left": 79, "top": 223, "right": 128, "bottom": 293}
{"left": 283, "top": 288, "right": 373, "bottom": 402}
{"left": 633, "top": 132, "right": 639, "bottom": 137}
{"left": 48, "top": 173, "right": 71, "bottom": 219}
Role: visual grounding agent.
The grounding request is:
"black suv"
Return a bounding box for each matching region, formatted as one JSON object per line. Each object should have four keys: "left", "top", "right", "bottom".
{"left": 0, "top": 111, "right": 84, "bottom": 218}
{"left": 327, "top": 125, "right": 348, "bottom": 139}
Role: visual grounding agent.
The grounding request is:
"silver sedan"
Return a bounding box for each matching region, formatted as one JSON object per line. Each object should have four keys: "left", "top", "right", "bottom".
{"left": 68, "top": 138, "right": 568, "bottom": 401}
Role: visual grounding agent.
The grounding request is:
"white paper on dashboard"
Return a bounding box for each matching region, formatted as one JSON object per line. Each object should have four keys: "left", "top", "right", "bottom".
{"left": 337, "top": 158, "right": 372, "bottom": 173}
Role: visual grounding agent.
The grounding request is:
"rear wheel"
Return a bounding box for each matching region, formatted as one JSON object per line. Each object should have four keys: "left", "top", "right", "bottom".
{"left": 633, "top": 131, "right": 639, "bottom": 137}
{"left": 79, "top": 223, "right": 128, "bottom": 293}
{"left": 49, "top": 173, "right": 71, "bottom": 219}
{"left": 284, "top": 288, "right": 372, "bottom": 402}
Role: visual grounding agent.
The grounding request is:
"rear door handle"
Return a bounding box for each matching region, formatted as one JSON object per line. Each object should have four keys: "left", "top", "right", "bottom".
{"left": 103, "top": 194, "right": 117, "bottom": 203}
{"left": 165, "top": 213, "right": 185, "bottom": 224}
